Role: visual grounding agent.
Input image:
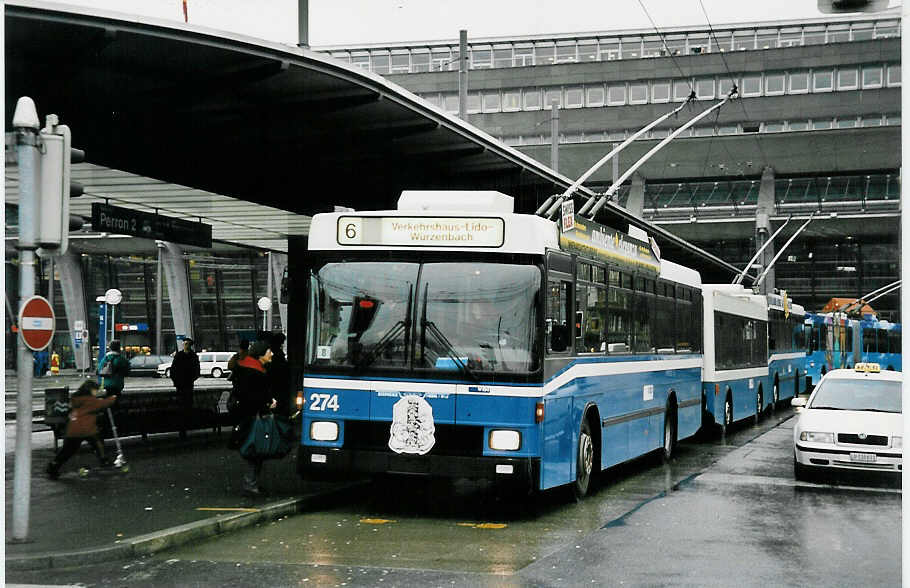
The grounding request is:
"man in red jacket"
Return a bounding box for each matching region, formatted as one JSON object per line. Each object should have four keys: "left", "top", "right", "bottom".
{"left": 46, "top": 380, "right": 118, "bottom": 479}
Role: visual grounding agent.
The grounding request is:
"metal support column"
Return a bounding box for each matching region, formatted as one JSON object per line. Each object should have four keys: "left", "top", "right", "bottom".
{"left": 458, "top": 30, "right": 468, "bottom": 120}
{"left": 625, "top": 173, "right": 646, "bottom": 217}
{"left": 156, "top": 241, "right": 163, "bottom": 354}
{"left": 550, "top": 101, "right": 559, "bottom": 173}
{"left": 755, "top": 166, "right": 777, "bottom": 295}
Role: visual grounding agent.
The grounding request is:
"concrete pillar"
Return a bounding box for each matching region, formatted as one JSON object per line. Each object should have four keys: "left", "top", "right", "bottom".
{"left": 56, "top": 250, "right": 90, "bottom": 370}
{"left": 270, "top": 252, "right": 289, "bottom": 334}
{"left": 755, "top": 166, "right": 776, "bottom": 294}
{"left": 160, "top": 241, "right": 194, "bottom": 346}
{"left": 625, "top": 173, "right": 645, "bottom": 217}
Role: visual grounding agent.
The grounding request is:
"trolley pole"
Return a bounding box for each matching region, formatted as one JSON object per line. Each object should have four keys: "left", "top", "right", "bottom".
{"left": 11, "top": 97, "right": 40, "bottom": 542}
{"left": 458, "top": 30, "right": 468, "bottom": 119}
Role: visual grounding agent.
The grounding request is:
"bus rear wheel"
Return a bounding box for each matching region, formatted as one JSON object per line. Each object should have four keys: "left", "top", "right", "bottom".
{"left": 573, "top": 419, "right": 595, "bottom": 499}
{"left": 721, "top": 396, "right": 733, "bottom": 436}
{"left": 754, "top": 389, "right": 763, "bottom": 425}
{"left": 772, "top": 382, "right": 780, "bottom": 411}
{"left": 662, "top": 405, "right": 677, "bottom": 463}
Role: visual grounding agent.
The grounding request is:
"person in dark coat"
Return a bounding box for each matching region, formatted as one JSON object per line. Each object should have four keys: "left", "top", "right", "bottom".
{"left": 46, "top": 380, "right": 117, "bottom": 479}
{"left": 227, "top": 339, "right": 249, "bottom": 374}
{"left": 170, "top": 338, "right": 200, "bottom": 439}
{"left": 267, "top": 333, "right": 291, "bottom": 417}
{"left": 232, "top": 339, "right": 276, "bottom": 496}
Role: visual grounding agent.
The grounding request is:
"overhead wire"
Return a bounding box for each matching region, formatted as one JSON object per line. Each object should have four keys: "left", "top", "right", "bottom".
{"left": 696, "top": 0, "right": 769, "bottom": 170}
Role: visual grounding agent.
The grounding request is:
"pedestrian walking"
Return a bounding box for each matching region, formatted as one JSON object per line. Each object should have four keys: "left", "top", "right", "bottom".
{"left": 231, "top": 339, "right": 278, "bottom": 496}
{"left": 170, "top": 338, "right": 200, "bottom": 439}
{"left": 267, "top": 332, "right": 291, "bottom": 417}
{"left": 46, "top": 380, "right": 117, "bottom": 479}
{"left": 227, "top": 339, "right": 249, "bottom": 374}
{"left": 98, "top": 339, "right": 130, "bottom": 396}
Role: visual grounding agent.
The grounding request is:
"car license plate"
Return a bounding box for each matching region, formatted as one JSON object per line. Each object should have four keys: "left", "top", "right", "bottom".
{"left": 850, "top": 452, "right": 877, "bottom": 463}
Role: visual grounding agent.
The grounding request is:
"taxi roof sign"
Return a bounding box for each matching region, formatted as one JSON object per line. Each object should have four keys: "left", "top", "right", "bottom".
{"left": 854, "top": 362, "right": 881, "bottom": 373}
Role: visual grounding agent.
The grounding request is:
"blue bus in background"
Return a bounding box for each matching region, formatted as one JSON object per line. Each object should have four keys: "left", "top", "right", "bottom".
{"left": 765, "top": 292, "right": 807, "bottom": 405}
{"left": 293, "top": 190, "right": 707, "bottom": 497}
{"left": 859, "top": 317, "right": 902, "bottom": 372}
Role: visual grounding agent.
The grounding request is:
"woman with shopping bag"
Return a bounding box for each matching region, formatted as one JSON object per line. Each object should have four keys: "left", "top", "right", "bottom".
{"left": 230, "top": 339, "right": 291, "bottom": 496}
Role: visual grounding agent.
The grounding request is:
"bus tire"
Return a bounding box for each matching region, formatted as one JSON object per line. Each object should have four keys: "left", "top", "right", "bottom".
{"left": 573, "top": 418, "right": 595, "bottom": 499}
{"left": 721, "top": 394, "right": 733, "bottom": 436}
{"left": 754, "top": 388, "right": 763, "bottom": 425}
{"left": 662, "top": 402, "right": 677, "bottom": 462}
{"left": 772, "top": 381, "right": 780, "bottom": 412}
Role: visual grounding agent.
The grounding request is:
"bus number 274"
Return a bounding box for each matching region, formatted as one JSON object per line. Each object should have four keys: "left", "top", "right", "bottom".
{"left": 309, "top": 393, "right": 340, "bottom": 412}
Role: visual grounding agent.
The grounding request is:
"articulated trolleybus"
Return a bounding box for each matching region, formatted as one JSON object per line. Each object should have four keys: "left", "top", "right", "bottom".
{"left": 295, "top": 190, "right": 704, "bottom": 497}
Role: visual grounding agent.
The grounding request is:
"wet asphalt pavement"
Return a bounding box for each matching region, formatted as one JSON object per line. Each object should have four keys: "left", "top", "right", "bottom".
{"left": 6, "top": 407, "right": 901, "bottom": 587}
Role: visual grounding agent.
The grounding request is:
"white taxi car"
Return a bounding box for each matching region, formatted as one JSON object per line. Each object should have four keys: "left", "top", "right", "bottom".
{"left": 792, "top": 363, "right": 902, "bottom": 479}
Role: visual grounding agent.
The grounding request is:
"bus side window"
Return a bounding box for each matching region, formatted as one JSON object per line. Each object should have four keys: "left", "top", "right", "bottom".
{"left": 547, "top": 280, "right": 571, "bottom": 353}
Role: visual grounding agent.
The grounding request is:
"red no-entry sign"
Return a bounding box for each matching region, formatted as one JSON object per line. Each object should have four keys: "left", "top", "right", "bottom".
{"left": 18, "top": 296, "right": 55, "bottom": 351}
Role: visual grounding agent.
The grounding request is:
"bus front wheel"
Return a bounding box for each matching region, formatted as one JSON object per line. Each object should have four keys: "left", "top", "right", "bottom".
{"left": 573, "top": 419, "right": 595, "bottom": 499}
{"left": 721, "top": 396, "right": 733, "bottom": 436}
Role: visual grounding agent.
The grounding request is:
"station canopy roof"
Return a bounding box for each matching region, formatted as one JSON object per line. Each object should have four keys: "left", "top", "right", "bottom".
{"left": 5, "top": 0, "right": 742, "bottom": 281}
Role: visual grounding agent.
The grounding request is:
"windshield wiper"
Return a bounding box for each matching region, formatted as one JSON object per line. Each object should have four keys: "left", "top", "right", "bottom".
{"left": 810, "top": 406, "right": 847, "bottom": 411}
{"left": 419, "top": 283, "right": 479, "bottom": 382}
{"left": 855, "top": 408, "right": 900, "bottom": 413}
{"left": 354, "top": 286, "right": 413, "bottom": 371}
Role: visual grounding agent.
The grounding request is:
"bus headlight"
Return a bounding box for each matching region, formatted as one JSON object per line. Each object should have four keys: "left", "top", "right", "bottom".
{"left": 310, "top": 421, "right": 339, "bottom": 442}
{"left": 489, "top": 429, "right": 521, "bottom": 451}
{"left": 799, "top": 431, "right": 834, "bottom": 444}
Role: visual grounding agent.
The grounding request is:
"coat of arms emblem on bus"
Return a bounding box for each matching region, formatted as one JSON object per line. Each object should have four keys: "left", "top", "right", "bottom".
{"left": 388, "top": 395, "right": 436, "bottom": 455}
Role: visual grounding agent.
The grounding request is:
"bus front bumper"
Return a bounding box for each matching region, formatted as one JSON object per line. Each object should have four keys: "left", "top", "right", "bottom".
{"left": 298, "top": 446, "right": 540, "bottom": 486}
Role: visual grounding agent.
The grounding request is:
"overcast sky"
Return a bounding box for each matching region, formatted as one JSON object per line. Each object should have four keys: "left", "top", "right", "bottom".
{"left": 67, "top": 0, "right": 903, "bottom": 46}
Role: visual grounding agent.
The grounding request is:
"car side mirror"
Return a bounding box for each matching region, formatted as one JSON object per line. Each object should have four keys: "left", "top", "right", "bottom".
{"left": 791, "top": 397, "right": 807, "bottom": 408}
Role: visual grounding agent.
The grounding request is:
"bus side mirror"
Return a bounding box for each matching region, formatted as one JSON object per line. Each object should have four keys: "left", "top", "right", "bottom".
{"left": 348, "top": 296, "right": 381, "bottom": 340}
{"left": 551, "top": 324, "right": 569, "bottom": 352}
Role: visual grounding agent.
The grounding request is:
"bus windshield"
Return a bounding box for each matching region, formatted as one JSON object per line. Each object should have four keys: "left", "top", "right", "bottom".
{"left": 308, "top": 261, "right": 542, "bottom": 376}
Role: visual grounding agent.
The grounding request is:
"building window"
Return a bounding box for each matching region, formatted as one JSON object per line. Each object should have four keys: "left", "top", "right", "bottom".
{"left": 757, "top": 29, "right": 778, "bottom": 49}
{"left": 608, "top": 84, "right": 627, "bottom": 105}
{"left": 789, "top": 71, "right": 809, "bottom": 93}
{"left": 788, "top": 121, "right": 809, "bottom": 131}
{"left": 443, "top": 94, "right": 459, "bottom": 113}
{"left": 813, "top": 70, "right": 834, "bottom": 92}
{"left": 555, "top": 42, "right": 577, "bottom": 63}
{"left": 763, "top": 121, "right": 785, "bottom": 133}
{"left": 741, "top": 74, "right": 762, "bottom": 96}
{"left": 717, "top": 125, "right": 738, "bottom": 135}
{"left": 694, "top": 126, "right": 714, "bottom": 137}
{"left": 578, "top": 40, "right": 598, "bottom": 62}
{"left": 710, "top": 31, "right": 732, "bottom": 52}
{"left": 471, "top": 48, "right": 492, "bottom": 69}
{"left": 765, "top": 72, "right": 785, "bottom": 95}
{"left": 687, "top": 34, "right": 708, "bottom": 54}
{"left": 862, "top": 66, "right": 883, "bottom": 88}
{"left": 887, "top": 64, "right": 901, "bottom": 86}
{"left": 718, "top": 77, "right": 738, "bottom": 96}
{"left": 586, "top": 85, "right": 605, "bottom": 107}
{"left": 371, "top": 52, "right": 390, "bottom": 74}
{"left": 514, "top": 45, "right": 534, "bottom": 67}
{"left": 535, "top": 43, "right": 555, "bottom": 65}
{"left": 836, "top": 117, "right": 857, "bottom": 128}
{"left": 673, "top": 79, "right": 691, "bottom": 101}
{"left": 696, "top": 78, "right": 715, "bottom": 99}
{"left": 642, "top": 37, "right": 662, "bottom": 58}
{"left": 733, "top": 30, "right": 755, "bottom": 51}
{"left": 811, "top": 118, "right": 833, "bottom": 129}
{"left": 423, "top": 94, "right": 442, "bottom": 108}
{"left": 803, "top": 26, "right": 826, "bottom": 45}
{"left": 330, "top": 51, "right": 351, "bottom": 62}
{"left": 861, "top": 115, "right": 882, "bottom": 127}
{"left": 523, "top": 89, "right": 542, "bottom": 110}
{"left": 629, "top": 83, "right": 648, "bottom": 104}
{"left": 837, "top": 68, "right": 858, "bottom": 90}
{"left": 621, "top": 36, "right": 641, "bottom": 59}
{"left": 651, "top": 128, "right": 669, "bottom": 139}
{"left": 565, "top": 87, "right": 584, "bottom": 108}
{"left": 827, "top": 24, "right": 850, "bottom": 43}
{"left": 431, "top": 48, "right": 452, "bottom": 71}
{"left": 886, "top": 113, "right": 901, "bottom": 125}
{"left": 466, "top": 93, "right": 481, "bottom": 114}
{"left": 390, "top": 52, "right": 410, "bottom": 74}
{"left": 851, "top": 22, "right": 874, "bottom": 41}
{"left": 482, "top": 91, "right": 501, "bottom": 112}
{"left": 779, "top": 27, "right": 802, "bottom": 47}
{"left": 875, "top": 21, "right": 900, "bottom": 39}
{"left": 411, "top": 51, "right": 430, "bottom": 72}
{"left": 652, "top": 81, "right": 670, "bottom": 103}
{"left": 351, "top": 54, "right": 370, "bottom": 70}
{"left": 493, "top": 47, "right": 513, "bottom": 69}
{"left": 502, "top": 90, "right": 521, "bottom": 112}
{"left": 599, "top": 39, "right": 620, "bottom": 61}
{"left": 544, "top": 88, "right": 562, "bottom": 109}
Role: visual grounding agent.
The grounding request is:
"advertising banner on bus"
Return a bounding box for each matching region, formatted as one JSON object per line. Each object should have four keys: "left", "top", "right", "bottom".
{"left": 558, "top": 215, "right": 660, "bottom": 275}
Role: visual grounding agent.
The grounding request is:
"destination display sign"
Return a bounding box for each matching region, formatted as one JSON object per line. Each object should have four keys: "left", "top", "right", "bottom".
{"left": 559, "top": 214, "right": 660, "bottom": 275}
{"left": 92, "top": 203, "right": 212, "bottom": 248}
{"left": 337, "top": 216, "right": 505, "bottom": 248}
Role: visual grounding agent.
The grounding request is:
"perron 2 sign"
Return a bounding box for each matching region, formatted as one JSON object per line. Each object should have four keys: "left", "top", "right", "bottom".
{"left": 91, "top": 202, "right": 212, "bottom": 248}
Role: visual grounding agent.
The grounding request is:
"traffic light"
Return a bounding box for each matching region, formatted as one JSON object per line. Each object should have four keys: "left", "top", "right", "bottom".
{"left": 38, "top": 115, "right": 84, "bottom": 255}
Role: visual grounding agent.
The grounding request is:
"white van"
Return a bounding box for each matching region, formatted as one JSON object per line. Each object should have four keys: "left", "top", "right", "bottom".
{"left": 199, "top": 352, "right": 234, "bottom": 378}
{"left": 158, "top": 351, "right": 234, "bottom": 378}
